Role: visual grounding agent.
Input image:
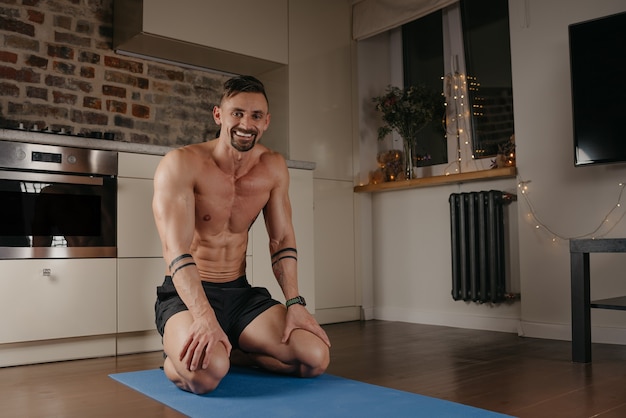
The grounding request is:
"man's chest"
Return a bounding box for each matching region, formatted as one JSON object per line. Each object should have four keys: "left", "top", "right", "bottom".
{"left": 194, "top": 173, "right": 272, "bottom": 232}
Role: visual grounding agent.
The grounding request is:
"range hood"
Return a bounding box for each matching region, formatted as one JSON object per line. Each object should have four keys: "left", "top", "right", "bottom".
{"left": 113, "top": 0, "right": 288, "bottom": 75}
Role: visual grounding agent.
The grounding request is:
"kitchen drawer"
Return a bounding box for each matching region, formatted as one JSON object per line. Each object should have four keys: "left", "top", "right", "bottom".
{"left": 0, "top": 259, "right": 116, "bottom": 344}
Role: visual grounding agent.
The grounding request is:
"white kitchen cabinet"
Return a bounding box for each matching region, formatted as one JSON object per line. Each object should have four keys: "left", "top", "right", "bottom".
{"left": 116, "top": 152, "right": 165, "bottom": 354}
{"left": 117, "top": 177, "right": 162, "bottom": 257}
{"left": 148, "top": 0, "right": 288, "bottom": 64}
{"left": 118, "top": 152, "right": 162, "bottom": 179}
{"left": 313, "top": 179, "right": 359, "bottom": 323}
{"left": 114, "top": 0, "right": 288, "bottom": 75}
{"left": 0, "top": 151, "right": 164, "bottom": 366}
{"left": 0, "top": 258, "right": 116, "bottom": 344}
{"left": 116, "top": 256, "right": 164, "bottom": 355}
{"left": 117, "top": 258, "right": 164, "bottom": 333}
{"left": 117, "top": 152, "right": 163, "bottom": 258}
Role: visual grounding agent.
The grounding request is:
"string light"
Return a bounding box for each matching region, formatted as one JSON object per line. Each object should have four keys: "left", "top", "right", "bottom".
{"left": 517, "top": 178, "right": 626, "bottom": 242}
{"left": 442, "top": 72, "right": 480, "bottom": 175}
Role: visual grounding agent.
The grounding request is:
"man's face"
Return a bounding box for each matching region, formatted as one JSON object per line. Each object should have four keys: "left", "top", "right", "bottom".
{"left": 214, "top": 92, "right": 270, "bottom": 152}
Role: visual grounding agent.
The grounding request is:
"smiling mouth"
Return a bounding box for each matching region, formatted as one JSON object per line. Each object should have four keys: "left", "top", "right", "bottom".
{"left": 233, "top": 129, "right": 256, "bottom": 139}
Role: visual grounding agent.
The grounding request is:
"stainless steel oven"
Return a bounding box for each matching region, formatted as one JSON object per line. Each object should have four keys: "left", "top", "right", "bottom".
{"left": 0, "top": 141, "right": 117, "bottom": 259}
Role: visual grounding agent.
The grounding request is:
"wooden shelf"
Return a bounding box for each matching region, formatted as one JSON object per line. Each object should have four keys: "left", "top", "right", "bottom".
{"left": 591, "top": 296, "right": 626, "bottom": 311}
{"left": 353, "top": 166, "right": 517, "bottom": 193}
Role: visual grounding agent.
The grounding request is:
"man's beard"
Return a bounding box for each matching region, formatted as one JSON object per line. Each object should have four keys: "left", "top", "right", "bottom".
{"left": 230, "top": 129, "right": 258, "bottom": 152}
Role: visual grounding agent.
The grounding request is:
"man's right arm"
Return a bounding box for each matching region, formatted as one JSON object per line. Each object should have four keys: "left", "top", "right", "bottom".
{"left": 152, "top": 149, "right": 232, "bottom": 371}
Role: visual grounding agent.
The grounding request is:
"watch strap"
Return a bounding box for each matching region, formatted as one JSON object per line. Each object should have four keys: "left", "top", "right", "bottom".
{"left": 285, "top": 295, "right": 306, "bottom": 308}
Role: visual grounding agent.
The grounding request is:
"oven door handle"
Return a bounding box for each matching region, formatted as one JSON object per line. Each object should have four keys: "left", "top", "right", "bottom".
{"left": 0, "top": 170, "right": 104, "bottom": 186}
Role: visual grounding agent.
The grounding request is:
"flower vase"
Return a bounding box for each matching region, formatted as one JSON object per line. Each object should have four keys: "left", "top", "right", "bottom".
{"left": 402, "top": 139, "right": 414, "bottom": 180}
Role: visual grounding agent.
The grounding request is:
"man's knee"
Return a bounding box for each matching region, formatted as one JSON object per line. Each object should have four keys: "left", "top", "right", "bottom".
{"left": 299, "top": 341, "right": 330, "bottom": 378}
{"left": 185, "top": 371, "right": 223, "bottom": 395}
{"left": 194, "top": 353, "right": 230, "bottom": 394}
{"left": 165, "top": 352, "right": 230, "bottom": 395}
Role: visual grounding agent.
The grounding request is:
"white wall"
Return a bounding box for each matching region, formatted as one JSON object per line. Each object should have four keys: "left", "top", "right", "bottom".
{"left": 356, "top": 0, "right": 626, "bottom": 344}
{"left": 509, "top": 0, "right": 626, "bottom": 343}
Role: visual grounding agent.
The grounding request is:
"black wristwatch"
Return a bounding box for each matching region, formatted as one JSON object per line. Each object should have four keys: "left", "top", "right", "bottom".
{"left": 285, "top": 295, "right": 306, "bottom": 308}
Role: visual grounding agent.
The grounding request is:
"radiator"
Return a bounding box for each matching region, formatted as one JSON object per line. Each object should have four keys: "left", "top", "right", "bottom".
{"left": 449, "top": 190, "right": 514, "bottom": 303}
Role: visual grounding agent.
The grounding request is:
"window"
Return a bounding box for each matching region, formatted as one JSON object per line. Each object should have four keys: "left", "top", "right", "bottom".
{"left": 460, "top": 0, "right": 514, "bottom": 158}
{"left": 401, "top": 0, "right": 514, "bottom": 170}
{"left": 402, "top": 10, "right": 447, "bottom": 166}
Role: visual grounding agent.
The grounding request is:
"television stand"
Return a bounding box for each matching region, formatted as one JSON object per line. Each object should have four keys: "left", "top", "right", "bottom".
{"left": 570, "top": 238, "right": 626, "bottom": 363}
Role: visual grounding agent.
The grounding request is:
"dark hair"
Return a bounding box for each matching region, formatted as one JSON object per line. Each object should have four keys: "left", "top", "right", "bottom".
{"left": 221, "top": 75, "right": 269, "bottom": 106}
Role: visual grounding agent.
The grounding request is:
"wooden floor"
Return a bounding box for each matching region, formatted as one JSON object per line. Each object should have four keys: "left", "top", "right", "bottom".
{"left": 2, "top": 320, "right": 626, "bottom": 417}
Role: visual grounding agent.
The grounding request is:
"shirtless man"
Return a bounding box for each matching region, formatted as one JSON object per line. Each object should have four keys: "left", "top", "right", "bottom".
{"left": 152, "top": 75, "right": 331, "bottom": 395}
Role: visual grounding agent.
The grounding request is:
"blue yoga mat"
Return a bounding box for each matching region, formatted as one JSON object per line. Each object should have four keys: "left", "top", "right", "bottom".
{"left": 110, "top": 367, "right": 513, "bottom": 418}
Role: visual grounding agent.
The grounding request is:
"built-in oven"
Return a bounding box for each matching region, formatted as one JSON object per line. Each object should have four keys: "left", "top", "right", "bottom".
{"left": 0, "top": 140, "right": 117, "bottom": 259}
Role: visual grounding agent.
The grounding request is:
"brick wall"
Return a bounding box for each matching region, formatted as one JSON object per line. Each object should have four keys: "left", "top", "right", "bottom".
{"left": 0, "top": 0, "right": 228, "bottom": 146}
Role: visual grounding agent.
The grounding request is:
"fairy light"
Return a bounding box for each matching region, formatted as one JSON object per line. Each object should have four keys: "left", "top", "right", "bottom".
{"left": 518, "top": 177, "right": 626, "bottom": 242}
{"left": 442, "top": 71, "right": 477, "bottom": 175}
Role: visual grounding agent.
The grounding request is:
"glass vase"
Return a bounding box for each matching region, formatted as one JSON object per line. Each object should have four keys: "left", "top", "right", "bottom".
{"left": 402, "top": 138, "right": 414, "bottom": 180}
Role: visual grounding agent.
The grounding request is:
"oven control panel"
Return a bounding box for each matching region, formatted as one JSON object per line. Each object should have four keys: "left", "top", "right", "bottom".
{"left": 0, "top": 140, "right": 117, "bottom": 176}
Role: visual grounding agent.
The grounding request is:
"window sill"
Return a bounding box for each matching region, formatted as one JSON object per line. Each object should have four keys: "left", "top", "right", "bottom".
{"left": 353, "top": 166, "right": 517, "bottom": 193}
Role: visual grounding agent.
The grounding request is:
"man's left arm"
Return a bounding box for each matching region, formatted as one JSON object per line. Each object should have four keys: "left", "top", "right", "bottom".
{"left": 263, "top": 155, "right": 331, "bottom": 347}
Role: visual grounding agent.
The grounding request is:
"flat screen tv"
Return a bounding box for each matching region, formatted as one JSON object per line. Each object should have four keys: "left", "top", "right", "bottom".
{"left": 569, "top": 11, "right": 626, "bottom": 166}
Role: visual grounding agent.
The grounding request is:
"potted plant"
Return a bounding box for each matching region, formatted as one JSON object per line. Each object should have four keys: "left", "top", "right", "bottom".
{"left": 372, "top": 84, "right": 441, "bottom": 179}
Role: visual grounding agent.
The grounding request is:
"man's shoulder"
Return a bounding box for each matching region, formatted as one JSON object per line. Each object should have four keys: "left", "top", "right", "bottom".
{"left": 255, "top": 149, "right": 289, "bottom": 189}
{"left": 156, "top": 142, "right": 214, "bottom": 180}
{"left": 258, "top": 148, "right": 287, "bottom": 168}
{"left": 164, "top": 141, "right": 213, "bottom": 163}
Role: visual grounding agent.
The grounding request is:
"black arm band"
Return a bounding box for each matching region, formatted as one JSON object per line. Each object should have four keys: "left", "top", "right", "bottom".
{"left": 171, "top": 261, "right": 196, "bottom": 279}
{"left": 271, "top": 247, "right": 297, "bottom": 259}
{"left": 169, "top": 253, "right": 193, "bottom": 271}
{"left": 271, "top": 255, "right": 298, "bottom": 266}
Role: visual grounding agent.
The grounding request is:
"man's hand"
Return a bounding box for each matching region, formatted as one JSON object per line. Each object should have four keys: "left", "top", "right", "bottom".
{"left": 281, "top": 305, "right": 331, "bottom": 347}
{"left": 180, "top": 315, "right": 232, "bottom": 371}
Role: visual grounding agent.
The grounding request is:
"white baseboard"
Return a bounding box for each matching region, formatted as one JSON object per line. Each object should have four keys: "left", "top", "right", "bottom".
{"left": 519, "top": 320, "right": 626, "bottom": 345}
{"left": 0, "top": 331, "right": 163, "bottom": 367}
{"left": 116, "top": 330, "right": 163, "bottom": 355}
{"left": 361, "top": 306, "right": 375, "bottom": 321}
{"left": 315, "top": 306, "right": 361, "bottom": 325}
{"left": 373, "top": 306, "right": 522, "bottom": 334}
{"left": 0, "top": 335, "right": 116, "bottom": 367}
{"left": 370, "top": 307, "right": 626, "bottom": 345}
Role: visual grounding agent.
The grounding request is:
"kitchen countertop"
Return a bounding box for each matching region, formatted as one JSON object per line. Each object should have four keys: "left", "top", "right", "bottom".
{"left": 0, "top": 129, "right": 316, "bottom": 170}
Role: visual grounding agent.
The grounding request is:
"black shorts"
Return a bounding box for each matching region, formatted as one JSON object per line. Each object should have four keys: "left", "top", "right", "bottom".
{"left": 154, "top": 275, "right": 281, "bottom": 349}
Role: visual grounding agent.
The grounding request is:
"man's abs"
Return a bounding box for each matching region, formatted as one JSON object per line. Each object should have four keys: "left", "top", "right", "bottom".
{"left": 189, "top": 237, "right": 249, "bottom": 283}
